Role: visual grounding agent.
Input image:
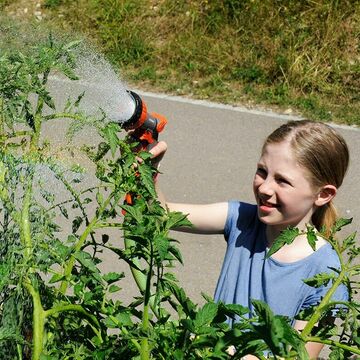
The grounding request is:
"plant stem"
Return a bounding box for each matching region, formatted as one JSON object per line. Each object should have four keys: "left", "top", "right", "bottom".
{"left": 140, "top": 241, "right": 154, "bottom": 360}
{"left": 124, "top": 238, "right": 159, "bottom": 318}
{"left": 21, "top": 180, "right": 33, "bottom": 258}
{"left": 44, "top": 304, "right": 103, "bottom": 343}
{"left": 43, "top": 112, "right": 88, "bottom": 121}
{"left": 59, "top": 193, "right": 113, "bottom": 294}
{"left": 305, "top": 336, "right": 360, "bottom": 355}
{"left": 24, "top": 281, "right": 45, "bottom": 360}
{"left": 301, "top": 269, "right": 345, "bottom": 338}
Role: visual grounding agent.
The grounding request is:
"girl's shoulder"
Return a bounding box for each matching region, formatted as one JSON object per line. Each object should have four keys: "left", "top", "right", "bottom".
{"left": 225, "top": 201, "right": 259, "bottom": 231}
{"left": 268, "top": 241, "right": 340, "bottom": 271}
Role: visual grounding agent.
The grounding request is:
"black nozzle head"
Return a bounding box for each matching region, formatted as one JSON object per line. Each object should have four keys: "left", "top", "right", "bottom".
{"left": 122, "top": 90, "right": 144, "bottom": 130}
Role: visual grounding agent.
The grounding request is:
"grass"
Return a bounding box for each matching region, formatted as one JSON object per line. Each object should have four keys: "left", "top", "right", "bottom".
{"left": 2, "top": 0, "right": 360, "bottom": 126}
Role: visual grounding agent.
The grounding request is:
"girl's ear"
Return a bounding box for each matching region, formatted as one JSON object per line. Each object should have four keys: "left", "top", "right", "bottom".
{"left": 315, "top": 185, "right": 337, "bottom": 207}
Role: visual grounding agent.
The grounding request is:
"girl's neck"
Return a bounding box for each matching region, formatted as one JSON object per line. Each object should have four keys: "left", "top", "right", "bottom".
{"left": 266, "top": 226, "right": 288, "bottom": 247}
{"left": 265, "top": 223, "right": 310, "bottom": 247}
{"left": 265, "top": 224, "right": 328, "bottom": 263}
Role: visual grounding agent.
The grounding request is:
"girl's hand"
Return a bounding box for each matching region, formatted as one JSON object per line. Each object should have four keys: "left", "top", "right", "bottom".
{"left": 149, "top": 141, "right": 167, "bottom": 170}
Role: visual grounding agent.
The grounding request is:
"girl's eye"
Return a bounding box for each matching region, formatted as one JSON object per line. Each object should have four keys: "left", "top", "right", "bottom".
{"left": 276, "top": 177, "right": 291, "bottom": 185}
{"left": 256, "top": 168, "right": 267, "bottom": 178}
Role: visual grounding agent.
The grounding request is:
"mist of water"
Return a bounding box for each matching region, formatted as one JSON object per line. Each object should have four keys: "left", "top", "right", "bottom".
{"left": 48, "top": 45, "right": 136, "bottom": 123}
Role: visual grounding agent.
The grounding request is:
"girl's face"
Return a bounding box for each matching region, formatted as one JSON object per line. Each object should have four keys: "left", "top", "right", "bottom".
{"left": 253, "top": 140, "right": 319, "bottom": 234}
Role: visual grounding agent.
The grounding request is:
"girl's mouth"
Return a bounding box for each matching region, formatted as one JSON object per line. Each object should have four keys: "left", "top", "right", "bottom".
{"left": 259, "top": 199, "right": 279, "bottom": 212}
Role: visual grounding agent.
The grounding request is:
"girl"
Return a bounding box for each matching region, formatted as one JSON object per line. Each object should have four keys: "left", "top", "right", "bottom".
{"left": 150, "top": 120, "right": 349, "bottom": 359}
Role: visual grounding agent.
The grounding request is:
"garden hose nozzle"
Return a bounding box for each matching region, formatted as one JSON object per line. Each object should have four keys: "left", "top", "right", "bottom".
{"left": 121, "top": 90, "right": 167, "bottom": 151}
{"left": 120, "top": 90, "right": 167, "bottom": 208}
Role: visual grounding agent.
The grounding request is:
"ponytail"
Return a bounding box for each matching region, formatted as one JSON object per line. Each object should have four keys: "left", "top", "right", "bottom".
{"left": 312, "top": 200, "right": 338, "bottom": 238}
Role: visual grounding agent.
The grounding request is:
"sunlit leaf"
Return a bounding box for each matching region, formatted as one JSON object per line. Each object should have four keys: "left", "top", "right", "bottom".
{"left": 267, "top": 227, "right": 300, "bottom": 258}
{"left": 303, "top": 272, "right": 336, "bottom": 288}
{"left": 194, "top": 302, "right": 218, "bottom": 328}
{"left": 138, "top": 163, "right": 156, "bottom": 198}
{"left": 306, "top": 224, "right": 317, "bottom": 251}
{"left": 332, "top": 218, "right": 352, "bottom": 233}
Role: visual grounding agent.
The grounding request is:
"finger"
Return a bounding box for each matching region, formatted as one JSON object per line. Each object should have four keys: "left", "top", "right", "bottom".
{"left": 149, "top": 141, "right": 167, "bottom": 159}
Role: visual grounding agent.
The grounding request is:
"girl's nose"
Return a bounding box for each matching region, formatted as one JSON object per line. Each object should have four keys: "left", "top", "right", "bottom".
{"left": 258, "top": 178, "right": 275, "bottom": 197}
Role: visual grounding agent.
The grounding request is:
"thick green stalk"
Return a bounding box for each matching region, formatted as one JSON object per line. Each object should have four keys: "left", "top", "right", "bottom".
{"left": 301, "top": 269, "right": 345, "bottom": 338}
{"left": 24, "top": 281, "right": 45, "bottom": 360}
{"left": 21, "top": 181, "right": 33, "bottom": 258}
{"left": 124, "top": 238, "right": 159, "bottom": 319}
{"left": 140, "top": 242, "right": 154, "bottom": 360}
{"left": 59, "top": 194, "right": 113, "bottom": 294}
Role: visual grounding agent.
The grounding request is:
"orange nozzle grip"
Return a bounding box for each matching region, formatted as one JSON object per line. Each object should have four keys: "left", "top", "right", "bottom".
{"left": 151, "top": 112, "right": 167, "bottom": 133}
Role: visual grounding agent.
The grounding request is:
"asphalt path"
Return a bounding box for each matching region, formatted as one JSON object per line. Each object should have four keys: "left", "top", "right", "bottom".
{"left": 43, "top": 87, "right": 359, "bottom": 358}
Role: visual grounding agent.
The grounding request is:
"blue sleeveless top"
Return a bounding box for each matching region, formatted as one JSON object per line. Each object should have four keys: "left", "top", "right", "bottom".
{"left": 214, "top": 201, "right": 348, "bottom": 325}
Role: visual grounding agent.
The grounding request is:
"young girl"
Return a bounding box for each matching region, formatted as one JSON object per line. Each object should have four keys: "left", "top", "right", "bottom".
{"left": 150, "top": 120, "right": 349, "bottom": 359}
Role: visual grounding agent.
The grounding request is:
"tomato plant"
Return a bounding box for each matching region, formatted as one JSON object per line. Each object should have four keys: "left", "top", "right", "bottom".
{"left": 0, "top": 35, "right": 358, "bottom": 360}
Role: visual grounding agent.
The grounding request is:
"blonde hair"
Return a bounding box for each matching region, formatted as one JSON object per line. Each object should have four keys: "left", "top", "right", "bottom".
{"left": 263, "top": 120, "right": 349, "bottom": 237}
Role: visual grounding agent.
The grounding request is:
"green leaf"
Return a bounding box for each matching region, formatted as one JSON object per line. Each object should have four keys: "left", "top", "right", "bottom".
{"left": 222, "top": 303, "right": 249, "bottom": 317}
{"left": 154, "top": 234, "right": 169, "bottom": 261}
{"left": 39, "top": 88, "right": 56, "bottom": 110}
{"left": 115, "top": 312, "right": 133, "bottom": 327}
{"left": 74, "top": 91, "right": 85, "bottom": 107}
{"left": 56, "top": 62, "right": 79, "bottom": 80}
{"left": 103, "top": 317, "right": 117, "bottom": 329}
{"left": 102, "top": 234, "right": 109, "bottom": 244}
{"left": 332, "top": 217, "right": 352, "bottom": 233}
{"left": 306, "top": 224, "right": 317, "bottom": 251}
{"left": 168, "top": 245, "right": 183, "bottom": 264}
{"left": 329, "top": 346, "right": 345, "bottom": 360}
{"left": 101, "top": 122, "right": 121, "bottom": 157}
{"left": 166, "top": 282, "right": 196, "bottom": 317}
{"left": 166, "top": 211, "right": 193, "bottom": 230}
{"left": 341, "top": 231, "right": 356, "bottom": 252}
{"left": 59, "top": 205, "right": 68, "bottom": 219}
{"left": 303, "top": 272, "right": 335, "bottom": 288}
{"left": 252, "top": 299, "right": 273, "bottom": 325}
{"left": 173, "top": 349, "right": 184, "bottom": 360}
{"left": 72, "top": 215, "right": 83, "bottom": 233}
{"left": 96, "top": 190, "right": 104, "bottom": 205}
{"left": 108, "top": 284, "right": 121, "bottom": 293}
{"left": 266, "top": 227, "right": 300, "bottom": 258}
{"left": 49, "top": 273, "right": 65, "bottom": 284}
{"left": 103, "top": 272, "right": 124, "bottom": 284}
{"left": 74, "top": 251, "right": 101, "bottom": 281}
{"left": 63, "top": 39, "right": 83, "bottom": 50}
{"left": 138, "top": 151, "right": 152, "bottom": 161}
{"left": 121, "top": 204, "right": 143, "bottom": 223}
{"left": 194, "top": 302, "right": 218, "bottom": 328}
{"left": 138, "top": 163, "right": 156, "bottom": 198}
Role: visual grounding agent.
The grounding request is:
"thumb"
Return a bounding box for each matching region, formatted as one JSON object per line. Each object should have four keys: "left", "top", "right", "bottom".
{"left": 149, "top": 141, "right": 167, "bottom": 168}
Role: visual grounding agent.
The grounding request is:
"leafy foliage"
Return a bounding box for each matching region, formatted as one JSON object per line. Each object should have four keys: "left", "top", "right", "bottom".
{"left": 0, "top": 35, "right": 358, "bottom": 360}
